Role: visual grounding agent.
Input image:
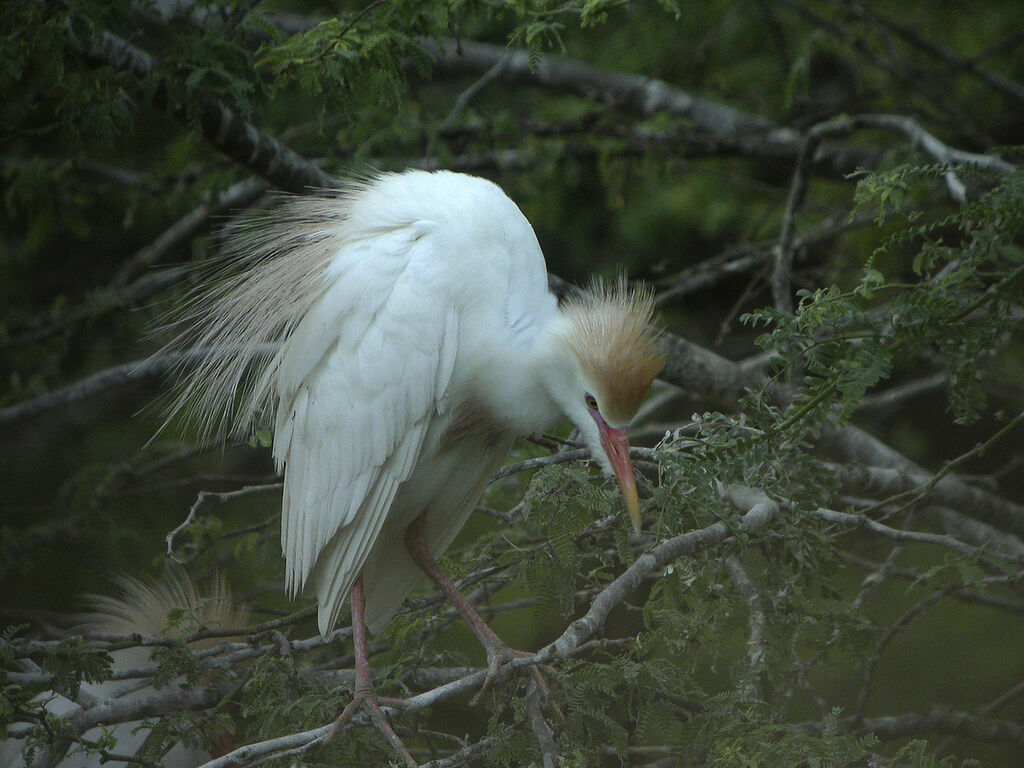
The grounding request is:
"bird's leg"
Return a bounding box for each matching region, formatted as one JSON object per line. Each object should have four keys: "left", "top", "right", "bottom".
{"left": 325, "top": 578, "right": 417, "bottom": 768}
{"left": 404, "top": 517, "right": 555, "bottom": 707}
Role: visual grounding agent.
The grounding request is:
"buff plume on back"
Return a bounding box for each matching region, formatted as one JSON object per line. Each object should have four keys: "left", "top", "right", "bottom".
{"left": 79, "top": 569, "right": 249, "bottom": 643}
{"left": 2, "top": 570, "right": 247, "bottom": 768}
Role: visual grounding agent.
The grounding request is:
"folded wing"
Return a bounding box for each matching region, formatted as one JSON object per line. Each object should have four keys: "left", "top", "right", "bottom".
{"left": 272, "top": 226, "right": 459, "bottom": 634}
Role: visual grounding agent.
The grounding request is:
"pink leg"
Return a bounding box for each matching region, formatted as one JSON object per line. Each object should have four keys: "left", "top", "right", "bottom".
{"left": 325, "top": 578, "right": 417, "bottom": 767}
{"left": 404, "top": 516, "right": 554, "bottom": 705}
{"left": 350, "top": 578, "right": 375, "bottom": 694}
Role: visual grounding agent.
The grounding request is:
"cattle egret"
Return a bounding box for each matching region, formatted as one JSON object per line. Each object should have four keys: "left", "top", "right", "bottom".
{"left": 167, "top": 169, "right": 662, "bottom": 763}
{"left": 2, "top": 571, "right": 247, "bottom": 767}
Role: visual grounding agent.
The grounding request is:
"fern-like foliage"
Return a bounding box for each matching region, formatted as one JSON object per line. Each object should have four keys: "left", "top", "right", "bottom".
{"left": 746, "top": 164, "right": 1023, "bottom": 426}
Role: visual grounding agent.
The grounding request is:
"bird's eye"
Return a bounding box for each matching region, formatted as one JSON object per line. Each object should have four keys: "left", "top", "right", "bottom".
{"left": 584, "top": 393, "right": 598, "bottom": 411}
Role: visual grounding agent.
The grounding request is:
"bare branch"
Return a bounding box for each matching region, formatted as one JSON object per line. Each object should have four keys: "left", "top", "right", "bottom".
{"left": 771, "top": 0, "right": 986, "bottom": 142}
{"left": 808, "top": 506, "right": 1020, "bottom": 561}
{"left": 24, "top": 684, "right": 223, "bottom": 768}
{"left": 934, "top": 677, "right": 1024, "bottom": 754}
{"left": 195, "top": 724, "right": 334, "bottom": 768}
{"left": 491, "top": 449, "right": 591, "bottom": 480}
{"left": 853, "top": 588, "right": 947, "bottom": 718}
{"left": 6, "top": 178, "right": 268, "bottom": 347}
{"left": 0, "top": 345, "right": 278, "bottom": 428}
{"left": 797, "top": 710, "right": 1024, "bottom": 746}
{"left": 838, "top": 551, "right": 1024, "bottom": 616}
{"left": 770, "top": 121, "right": 835, "bottom": 313}
{"left": 417, "top": 737, "right": 499, "bottom": 768}
{"left": 422, "top": 39, "right": 778, "bottom": 135}
{"left": 851, "top": 3, "right": 1024, "bottom": 108}
{"left": 525, "top": 681, "right": 562, "bottom": 768}
{"left": 166, "top": 483, "right": 282, "bottom": 563}
{"left": 824, "top": 458, "right": 1024, "bottom": 538}
{"left": 723, "top": 555, "right": 769, "bottom": 700}
{"left": 68, "top": 26, "right": 337, "bottom": 193}
{"left": 543, "top": 485, "right": 778, "bottom": 659}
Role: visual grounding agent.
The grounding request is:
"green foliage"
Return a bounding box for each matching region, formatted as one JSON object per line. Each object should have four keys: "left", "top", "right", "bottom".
{"left": 240, "top": 656, "right": 397, "bottom": 766}
{"left": 257, "top": 5, "right": 431, "bottom": 115}
{"left": 150, "top": 642, "right": 203, "bottom": 689}
{"left": 137, "top": 708, "right": 230, "bottom": 760}
{"left": 152, "top": 16, "right": 258, "bottom": 123}
{"left": 519, "top": 464, "right": 620, "bottom": 618}
{"left": 42, "top": 641, "right": 113, "bottom": 698}
{"left": 744, "top": 164, "right": 1024, "bottom": 426}
{"left": 241, "top": 656, "right": 318, "bottom": 734}
{"left": 0, "top": 1, "right": 137, "bottom": 148}
{"left": 694, "top": 703, "right": 876, "bottom": 768}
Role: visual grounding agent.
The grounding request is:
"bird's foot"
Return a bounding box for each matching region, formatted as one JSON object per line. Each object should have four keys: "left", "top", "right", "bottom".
{"left": 474, "top": 641, "right": 562, "bottom": 719}
{"left": 325, "top": 687, "right": 416, "bottom": 767}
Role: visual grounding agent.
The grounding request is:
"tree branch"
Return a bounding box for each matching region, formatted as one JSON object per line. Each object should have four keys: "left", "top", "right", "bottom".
{"left": 0, "top": 346, "right": 278, "bottom": 428}
{"left": 68, "top": 26, "right": 337, "bottom": 193}
{"left": 542, "top": 485, "right": 778, "bottom": 659}
{"left": 723, "top": 555, "right": 769, "bottom": 700}
{"left": 5, "top": 180, "right": 266, "bottom": 348}
{"left": 422, "top": 39, "right": 777, "bottom": 134}
{"left": 849, "top": 2, "right": 1024, "bottom": 108}
{"left": 798, "top": 710, "right": 1024, "bottom": 746}
{"left": 824, "top": 460, "right": 1024, "bottom": 537}
{"left": 810, "top": 505, "right": 1022, "bottom": 562}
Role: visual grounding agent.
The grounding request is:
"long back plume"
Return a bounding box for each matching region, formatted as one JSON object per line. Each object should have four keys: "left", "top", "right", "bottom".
{"left": 157, "top": 183, "right": 366, "bottom": 442}
{"left": 78, "top": 569, "right": 249, "bottom": 643}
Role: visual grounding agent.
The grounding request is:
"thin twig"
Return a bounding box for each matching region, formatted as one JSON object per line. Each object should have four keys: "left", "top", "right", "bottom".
{"left": 166, "top": 483, "right": 283, "bottom": 562}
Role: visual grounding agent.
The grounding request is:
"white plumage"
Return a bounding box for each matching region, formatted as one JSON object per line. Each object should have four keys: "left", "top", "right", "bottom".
{"left": 167, "top": 169, "right": 662, "bottom": 641}
{"left": 2, "top": 571, "right": 247, "bottom": 768}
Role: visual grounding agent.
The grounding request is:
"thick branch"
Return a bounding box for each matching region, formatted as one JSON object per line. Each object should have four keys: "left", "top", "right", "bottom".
{"left": 422, "top": 39, "right": 776, "bottom": 135}
{"left": 70, "top": 27, "right": 336, "bottom": 193}
{"left": 24, "top": 684, "right": 222, "bottom": 768}
{"left": 0, "top": 346, "right": 277, "bottom": 428}
{"left": 825, "top": 460, "right": 1024, "bottom": 536}
{"left": 543, "top": 485, "right": 778, "bottom": 659}
{"left": 798, "top": 710, "right": 1024, "bottom": 746}
{"left": 8, "top": 326, "right": 1021, "bottom": 547}
{"left": 723, "top": 556, "right": 769, "bottom": 700}
{"left": 421, "top": 39, "right": 880, "bottom": 179}
{"left": 650, "top": 331, "right": 1024, "bottom": 537}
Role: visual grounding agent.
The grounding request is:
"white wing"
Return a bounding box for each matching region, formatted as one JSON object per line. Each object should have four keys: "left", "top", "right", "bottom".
{"left": 273, "top": 225, "right": 459, "bottom": 635}
{"left": 359, "top": 435, "right": 514, "bottom": 633}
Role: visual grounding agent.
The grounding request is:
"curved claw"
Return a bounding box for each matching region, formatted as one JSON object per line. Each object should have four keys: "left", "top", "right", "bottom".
{"left": 325, "top": 691, "right": 416, "bottom": 768}
{"left": 472, "top": 648, "right": 515, "bottom": 704}
{"left": 470, "top": 644, "right": 563, "bottom": 722}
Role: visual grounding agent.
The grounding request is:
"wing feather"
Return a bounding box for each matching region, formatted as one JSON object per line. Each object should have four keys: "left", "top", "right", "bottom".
{"left": 273, "top": 231, "right": 459, "bottom": 632}
{"left": 361, "top": 437, "right": 512, "bottom": 633}
{"left": 312, "top": 437, "right": 415, "bottom": 634}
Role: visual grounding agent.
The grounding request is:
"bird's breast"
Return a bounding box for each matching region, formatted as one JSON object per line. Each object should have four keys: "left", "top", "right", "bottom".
{"left": 439, "top": 396, "right": 515, "bottom": 450}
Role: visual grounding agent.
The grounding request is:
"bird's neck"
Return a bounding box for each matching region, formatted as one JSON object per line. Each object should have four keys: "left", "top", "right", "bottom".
{"left": 455, "top": 320, "right": 568, "bottom": 439}
{"left": 508, "top": 319, "right": 579, "bottom": 434}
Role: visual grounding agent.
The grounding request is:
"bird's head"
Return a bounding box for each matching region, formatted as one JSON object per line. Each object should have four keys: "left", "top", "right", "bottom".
{"left": 542, "top": 280, "right": 664, "bottom": 533}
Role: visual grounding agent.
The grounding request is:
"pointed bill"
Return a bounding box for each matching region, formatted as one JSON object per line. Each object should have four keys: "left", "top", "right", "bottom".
{"left": 597, "top": 422, "right": 642, "bottom": 533}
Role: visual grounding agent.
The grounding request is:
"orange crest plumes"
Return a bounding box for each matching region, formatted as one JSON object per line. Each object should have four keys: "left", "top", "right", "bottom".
{"left": 559, "top": 279, "right": 664, "bottom": 425}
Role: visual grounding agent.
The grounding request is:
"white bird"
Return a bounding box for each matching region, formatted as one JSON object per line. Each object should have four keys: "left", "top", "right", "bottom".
{"left": 167, "top": 169, "right": 662, "bottom": 762}
{"left": 2, "top": 570, "right": 248, "bottom": 768}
